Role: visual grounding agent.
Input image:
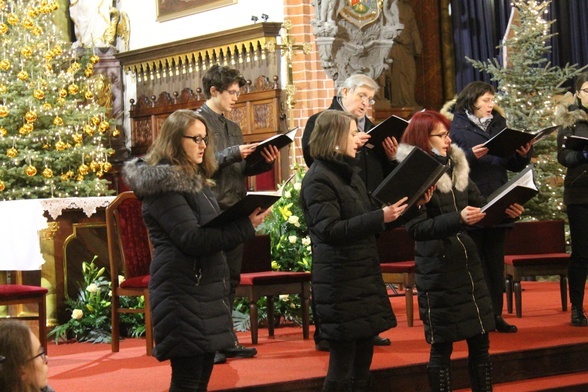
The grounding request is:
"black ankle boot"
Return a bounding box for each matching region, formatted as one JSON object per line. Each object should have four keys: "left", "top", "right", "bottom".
{"left": 427, "top": 366, "right": 451, "bottom": 392}
{"left": 494, "top": 315, "right": 517, "bottom": 333}
{"left": 322, "top": 379, "right": 352, "bottom": 392}
{"left": 468, "top": 361, "right": 493, "bottom": 392}
{"left": 352, "top": 374, "right": 373, "bottom": 392}
{"left": 571, "top": 305, "right": 588, "bottom": 326}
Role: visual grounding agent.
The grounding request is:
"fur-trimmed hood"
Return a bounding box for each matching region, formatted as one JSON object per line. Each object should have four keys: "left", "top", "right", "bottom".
{"left": 122, "top": 158, "right": 204, "bottom": 199}
{"left": 555, "top": 93, "right": 588, "bottom": 129}
{"left": 395, "top": 143, "right": 470, "bottom": 193}
{"left": 440, "top": 97, "right": 506, "bottom": 121}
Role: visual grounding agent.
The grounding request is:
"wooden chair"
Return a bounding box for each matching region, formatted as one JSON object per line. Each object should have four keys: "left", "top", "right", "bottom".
{"left": 0, "top": 274, "right": 48, "bottom": 352}
{"left": 106, "top": 191, "right": 153, "bottom": 356}
{"left": 377, "top": 227, "right": 416, "bottom": 327}
{"left": 504, "top": 219, "right": 570, "bottom": 318}
{"left": 235, "top": 235, "right": 311, "bottom": 344}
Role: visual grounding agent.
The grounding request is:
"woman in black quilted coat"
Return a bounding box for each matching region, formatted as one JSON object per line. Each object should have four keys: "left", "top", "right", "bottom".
{"left": 401, "top": 111, "right": 523, "bottom": 392}
{"left": 556, "top": 72, "right": 588, "bottom": 327}
{"left": 123, "top": 110, "right": 270, "bottom": 392}
{"left": 300, "top": 110, "right": 408, "bottom": 391}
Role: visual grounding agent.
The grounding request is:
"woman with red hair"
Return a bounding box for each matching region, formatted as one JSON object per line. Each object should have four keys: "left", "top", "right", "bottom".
{"left": 398, "top": 111, "right": 523, "bottom": 391}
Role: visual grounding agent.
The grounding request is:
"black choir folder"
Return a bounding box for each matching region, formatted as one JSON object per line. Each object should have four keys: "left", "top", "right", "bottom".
{"left": 371, "top": 147, "right": 448, "bottom": 212}
{"left": 244, "top": 127, "right": 298, "bottom": 165}
{"left": 365, "top": 115, "right": 409, "bottom": 155}
{"left": 483, "top": 125, "right": 559, "bottom": 158}
{"left": 562, "top": 135, "right": 588, "bottom": 150}
{"left": 477, "top": 165, "right": 538, "bottom": 227}
{"left": 202, "top": 174, "right": 295, "bottom": 228}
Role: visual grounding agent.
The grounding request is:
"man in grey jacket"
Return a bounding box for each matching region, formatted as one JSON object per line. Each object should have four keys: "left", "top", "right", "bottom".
{"left": 197, "top": 65, "right": 278, "bottom": 363}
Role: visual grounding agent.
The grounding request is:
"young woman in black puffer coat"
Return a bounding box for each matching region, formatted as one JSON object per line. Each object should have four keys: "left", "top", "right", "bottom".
{"left": 556, "top": 72, "right": 588, "bottom": 327}
{"left": 300, "top": 110, "right": 410, "bottom": 392}
{"left": 123, "top": 110, "right": 270, "bottom": 391}
{"left": 400, "top": 111, "right": 523, "bottom": 392}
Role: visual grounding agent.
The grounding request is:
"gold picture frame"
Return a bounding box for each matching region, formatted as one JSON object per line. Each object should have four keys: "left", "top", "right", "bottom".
{"left": 156, "top": 0, "right": 237, "bottom": 22}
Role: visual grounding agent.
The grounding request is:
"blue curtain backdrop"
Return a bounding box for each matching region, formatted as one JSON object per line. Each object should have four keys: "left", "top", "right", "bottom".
{"left": 451, "top": 0, "right": 588, "bottom": 93}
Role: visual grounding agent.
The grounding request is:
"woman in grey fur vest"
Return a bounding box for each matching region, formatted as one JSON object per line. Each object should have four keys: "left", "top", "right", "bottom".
{"left": 556, "top": 72, "right": 588, "bottom": 327}
{"left": 123, "top": 110, "right": 270, "bottom": 392}
{"left": 400, "top": 111, "right": 523, "bottom": 392}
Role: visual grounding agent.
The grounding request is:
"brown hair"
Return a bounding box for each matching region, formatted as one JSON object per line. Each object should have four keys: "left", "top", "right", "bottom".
{"left": 455, "top": 81, "right": 496, "bottom": 114}
{"left": 0, "top": 320, "right": 38, "bottom": 392}
{"left": 145, "top": 110, "right": 217, "bottom": 182}
{"left": 309, "top": 110, "right": 357, "bottom": 161}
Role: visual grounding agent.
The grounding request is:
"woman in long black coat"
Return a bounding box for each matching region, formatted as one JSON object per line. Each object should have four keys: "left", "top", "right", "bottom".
{"left": 123, "top": 110, "right": 270, "bottom": 392}
{"left": 300, "top": 110, "right": 408, "bottom": 391}
{"left": 400, "top": 111, "right": 522, "bottom": 392}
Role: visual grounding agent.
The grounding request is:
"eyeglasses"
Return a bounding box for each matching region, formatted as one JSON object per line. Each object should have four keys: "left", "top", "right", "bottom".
{"left": 579, "top": 88, "right": 588, "bottom": 94}
{"left": 30, "top": 347, "right": 47, "bottom": 363}
{"left": 357, "top": 92, "right": 375, "bottom": 106}
{"left": 183, "top": 135, "right": 208, "bottom": 145}
{"left": 430, "top": 132, "right": 450, "bottom": 140}
{"left": 226, "top": 89, "right": 241, "bottom": 97}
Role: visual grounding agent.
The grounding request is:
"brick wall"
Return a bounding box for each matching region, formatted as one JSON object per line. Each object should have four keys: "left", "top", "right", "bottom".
{"left": 284, "top": 0, "right": 335, "bottom": 166}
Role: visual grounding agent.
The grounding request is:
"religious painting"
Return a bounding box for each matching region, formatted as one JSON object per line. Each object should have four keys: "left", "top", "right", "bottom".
{"left": 156, "top": 0, "right": 237, "bottom": 22}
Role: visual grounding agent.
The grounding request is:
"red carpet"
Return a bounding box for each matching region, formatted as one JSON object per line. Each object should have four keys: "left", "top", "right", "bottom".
{"left": 45, "top": 282, "right": 588, "bottom": 391}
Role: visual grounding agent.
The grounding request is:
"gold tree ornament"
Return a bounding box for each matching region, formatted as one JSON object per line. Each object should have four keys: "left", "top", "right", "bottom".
{"left": 21, "top": 18, "right": 34, "bottom": 29}
{"left": 33, "top": 89, "right": 44, "bottom": 99}
{"left": 21, "top": 45, "right": 33, "bottom": 58}
{"left": 54, "top": 140, "right": 66, "bottom": 151}
{"left": 0, "top": 180, "right": 5, "bottom": 192}
{"left": 68, "top": 83, "right": 79, "bottom": 95}
{"left": 0, "top": 23, "right": 8, "bottom": 34}
{"left": 78, "top": 164, "right": 89, "bottom": 175}
{"left": 89, "top": 161, "right": 100, "bottom": 171}
{"left": 111, "top": 129, "right": 120, "bottom": 138}
{"left": 25, "top": 110, "right": 37, "bottom": 122}
{"left": 103, "top": 161, "right": 112, "bottom": 172}
{"left": 17, "top": 70, "right": 29, "bottom": 80}
{"left": 7, "top": 13, "right": 19, "bottom": 25}
{"left": 42, "top": 167, "right": 53, "bottom": 178}
{"left": 84, "top": 90, "right": 94, "bottom": 100}
{"left": 0, "top": 59, "right": 11, "bottom": 70}
{"left": 53, "top": 116, "right": 64, "bottom": 126}
{"left": 7, "top": 147, "right": 18, "bottom": 158}
{"left": 31, "top": 25, "right": 42, "bottom": 36}
{"left": 90, "top": 54, "right": 100, "bottom": 64}
{"left": 0, "top": 105, "right": 8, "bottom": 117}
{"left": 25, "top": 165, "right": 37, "bottom": 176}
{"left": 0, "top": 127, "right": 7, "bottom": 136}
{"left": 58, "top": 88, "right": 67, "bottom": 98}
{"left": 98, "top": 121, "right": 109, "bottom": 133}
{"left": 0, "top": 84, "right": 6, "bottom": 93}
{"left": 72, "top": 133, "right": 83, "bottom": 144}
{"left": 19, "top": 123, "right": 33, "bottom": 135}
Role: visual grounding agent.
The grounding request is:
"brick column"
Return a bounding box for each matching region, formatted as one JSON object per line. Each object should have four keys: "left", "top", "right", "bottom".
{"left": 284, "top": 0, "right": 334, "bottom": 165}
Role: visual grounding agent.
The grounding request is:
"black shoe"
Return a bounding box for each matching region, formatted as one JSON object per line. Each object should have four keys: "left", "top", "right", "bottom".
{"left": 315, "top": 340, "right": 330, "bottom": 351}
{"left": 221, "top": 344, "right": 257, "bottom": 358}
{"left": 373, "top": 335, "right": 391, "bottom": 346}
{"left": 214, "top": 352, "right": 227, "bottom": 364}
{"left": 571, "top": 306, "right": 588, "bottom": 327}
{"left": 495, "top": 315, "right": 518, "bottom": 333}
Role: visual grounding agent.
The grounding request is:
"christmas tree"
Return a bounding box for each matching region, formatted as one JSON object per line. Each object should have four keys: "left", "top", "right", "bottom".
{"left": 0, "top": 0, "right": 115, "bottom": 200}
{"left": 468, "top": 0, "right": 586, "bottom": 221}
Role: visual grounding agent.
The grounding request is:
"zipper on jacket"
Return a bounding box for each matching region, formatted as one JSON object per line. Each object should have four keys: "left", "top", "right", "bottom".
{"left": 569, "top": 169, "right": 587, "bottom": 186}
{"left": 451, "top": 188, "right": 486, "bottom": 334}
{"left": 426, "top": 292, "right": 435, "bottom": 344}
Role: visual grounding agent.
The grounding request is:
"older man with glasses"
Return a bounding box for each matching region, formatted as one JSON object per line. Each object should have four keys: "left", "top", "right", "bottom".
{"left": 302, "top": 73, "right": 401, "bottom": 351}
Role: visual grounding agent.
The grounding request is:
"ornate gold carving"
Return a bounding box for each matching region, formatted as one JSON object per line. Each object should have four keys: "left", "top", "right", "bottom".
{"left": 39, "top": 222, "right": 59, "bottom": 240}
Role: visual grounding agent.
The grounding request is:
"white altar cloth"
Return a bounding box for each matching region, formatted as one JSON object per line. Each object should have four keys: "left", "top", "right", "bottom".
{"left": 0, "top": 196, "right": 115, "bottom": 271}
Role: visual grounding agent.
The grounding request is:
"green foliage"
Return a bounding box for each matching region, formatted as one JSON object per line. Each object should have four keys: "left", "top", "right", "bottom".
{"left": 0, "top": 1, "right": 116, "bottom": 199}
{"left": 233, "top": 165, "right": 313, "bottom": 330}
{"left": 467, "top": 0, "right": 586, "bottom": 221}
{"left": 48, "top": 256, "right": 146, "bottom": 344}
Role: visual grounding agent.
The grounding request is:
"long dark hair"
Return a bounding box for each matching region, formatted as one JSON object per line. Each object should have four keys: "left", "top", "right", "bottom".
{"left": 0, "top": 320, "right": 38, "bottom": 392}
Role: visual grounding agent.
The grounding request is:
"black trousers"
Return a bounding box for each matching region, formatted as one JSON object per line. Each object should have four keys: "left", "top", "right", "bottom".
{"left": 325, "top": 337, "right": 374, "bottom": 383}
{"left": 469, "top": 228, "right": 507, "bottom": 316}
{"left": 170, "top": 353, "right": 215, "bottom": 392}
{"left": 567, "top": 204, "right": 588, "bottom": 307}
{"left": 429, "top": 333, "right": 490, "bottom": 367}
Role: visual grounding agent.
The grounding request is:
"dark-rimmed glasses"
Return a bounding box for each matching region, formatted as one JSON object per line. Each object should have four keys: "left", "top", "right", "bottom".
{"left": 183, "top": 135, "right": 208, "bottom": 145}
{"left": 30, "top": 347, "right": 47, "bottom": 363}
{"left": 430, "top": 132, "right": 450, "bottom": 140}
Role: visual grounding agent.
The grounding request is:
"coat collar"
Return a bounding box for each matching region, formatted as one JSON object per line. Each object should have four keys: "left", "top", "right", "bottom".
{"left": 395, "top": 143, "right": 470, "bottom": 193}
{"left": 122, "top": 158, "right": 205, "bottom": 199}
